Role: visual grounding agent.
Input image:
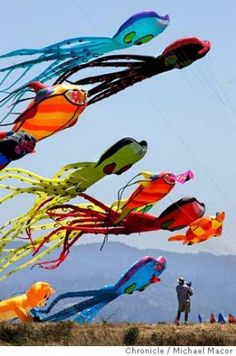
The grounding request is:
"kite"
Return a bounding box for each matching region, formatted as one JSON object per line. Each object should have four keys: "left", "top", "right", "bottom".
{"left": 0, "top": 196, "right": 205, "bottom": 280}
{"left": 0, "top": 281, "right": 54, "bottom": 322}
{"left": 30, "top": 256, "right": 166, "bottom": 323}
{"left": 168, "top": 212, "right": 225, "bottom": 245}
{"left": 210, "top": 313, "right": 216, "bottom": 323}
{"left": 55, "top": 37, "right": 211, "bottom": 105}
{"left": 0, "top": 137, "right": 147, "bottom": 252}
{"left": 228, "top": 314, "right": 236, "bottom": 324}
{"left": 0, "top": 11, "right": 169, "bottom": 110}
{"left": 218, "top": 313, "right": 226, "bottom": 324}
{"left": 11, "top": 82, "right": 88, "bottom": 141}
{"left": 112, "top": 169, "right": 194, "bottom": 223}
{"left": 0, "top": 130, "right": 36, "bottom": 169}
{"left": 198, "top": 314, "right": 203, "bottom": 323}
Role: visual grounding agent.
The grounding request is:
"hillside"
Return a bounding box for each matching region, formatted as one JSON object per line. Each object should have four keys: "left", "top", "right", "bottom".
{"left": 0, "top": 323, "right": 236, "bottom": 346}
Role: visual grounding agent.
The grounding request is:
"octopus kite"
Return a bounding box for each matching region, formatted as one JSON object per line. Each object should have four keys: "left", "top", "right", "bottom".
{"left": 11, "top": 82, "right": 87, "bottom": 141}
{"left": 55, "top": 37, "right": 211, "bottom": 105}
{"left": 0, "top": 11, "right": 169, "bottom": 111}
{"left": 0, "top": 137, "right": 147, "bottom": 258}
{"left": 31, "top": 256, "right": 166, "bottom": 323}
{"left": 0, "top": 130, "right": 36, "bottom": 169}
{"left": 0, "top": 281, "right": 54, "bottom": 322}
{"left": 0, "top": 37, "right": 210, "bottom": 124}
{"left": 168, "top": 211, "right": 225, "bottom": 245}
{"left": 0, "top": 196, "right": 205, "bottom": 280}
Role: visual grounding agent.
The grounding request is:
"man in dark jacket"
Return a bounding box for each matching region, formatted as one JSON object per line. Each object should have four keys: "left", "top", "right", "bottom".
{"left": 175, "top": 278, "right": 193, "bottom": 325}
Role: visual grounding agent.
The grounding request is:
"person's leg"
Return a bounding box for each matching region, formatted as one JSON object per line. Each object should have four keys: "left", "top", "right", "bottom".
{"left": 176, "top": 304, "right": 183, "bottom": 324}
{"left": 184, "top": 302, "right": 190, "bottom": 323}
{"left": 176, "top": 311, "right": 181, "bottom": 321}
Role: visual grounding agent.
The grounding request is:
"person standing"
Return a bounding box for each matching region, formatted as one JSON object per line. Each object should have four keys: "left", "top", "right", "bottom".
{"left": 175, "top": 277, "right": 193, "bottom": 325}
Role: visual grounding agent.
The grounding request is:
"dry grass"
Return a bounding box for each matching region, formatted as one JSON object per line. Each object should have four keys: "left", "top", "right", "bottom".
{"left": 0, "top": 322, "right": 236, "bottom": 346}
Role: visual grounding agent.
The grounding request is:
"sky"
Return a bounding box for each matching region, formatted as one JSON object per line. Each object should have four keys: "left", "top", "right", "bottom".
{"left": 0, "top": 0, "right": 236, "bottom": 256}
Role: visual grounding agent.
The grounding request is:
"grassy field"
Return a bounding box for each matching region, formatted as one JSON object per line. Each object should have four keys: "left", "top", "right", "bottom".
{"left": 0, "top": 322, "right": 236, "bottom": 346}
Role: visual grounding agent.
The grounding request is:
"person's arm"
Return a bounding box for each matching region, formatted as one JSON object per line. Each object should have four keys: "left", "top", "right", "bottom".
{"left": 188, "top": 287, "right": 193, "bottom": 296}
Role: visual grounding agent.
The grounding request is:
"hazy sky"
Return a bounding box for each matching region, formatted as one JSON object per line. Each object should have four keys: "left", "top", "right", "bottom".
{"left": 0, "top": 0, "right": 236, "bottom": 255}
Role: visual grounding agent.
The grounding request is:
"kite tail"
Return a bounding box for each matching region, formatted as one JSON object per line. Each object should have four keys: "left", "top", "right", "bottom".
{"left": 0, "top": 37, "right": 109, "bottom": 59}
{"left": 73, "top": 300, "right": 111, "bottom": 324}
{"left": 168, "top": 234, "right": 186, "bottom": 242}
{"left": 52, "top": 162, "right": 94, "bottom": 180}
{"left": 37, "top": 286, "right": 114, "bottom": 315}
{"left": 1, "top": 167, "right": 52, "bottom": 183}
{"left": 0, "top": 173, "right": 45, "bottom": 186}
{"left": 39, "top": 293, "right": 117, "bottom": 323}
{"left": 0, "top": 239, "right": 64, "bottom": 282}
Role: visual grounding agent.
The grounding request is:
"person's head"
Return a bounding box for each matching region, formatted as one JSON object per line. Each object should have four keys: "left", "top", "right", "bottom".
{"left": 186, "top": 281, "right": 192, "bottom": 287}
{"left": 177, "top": 277, "right": 185, "bottom": 285}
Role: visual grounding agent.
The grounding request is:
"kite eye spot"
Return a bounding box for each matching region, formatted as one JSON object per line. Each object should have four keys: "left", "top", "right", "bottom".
{"left": 163, "top": 174, "right": 175, "bottom": 185}
{"left": 164, "top": 55, "right": 178, "bottom": 67}
{"left": 160, "top": 219, "right": 174, "bottom": 230}
{"left": 65, "top": 90, "right": 87, "bottom": 105}
{"left": 123, "top": 31, "right": 136, "bottom": 44}
{"left": 103, "top": 162, "right": 116, "bottom": 175}
{"left": 134, "top": 34, "right": 154, "bottom": 46}
{"left": 115, "top": 164, "right": 132, "bottom": 175}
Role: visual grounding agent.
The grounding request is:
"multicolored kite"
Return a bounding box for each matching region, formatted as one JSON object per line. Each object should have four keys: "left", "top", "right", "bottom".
{"left": 30, "top": 256, "right": 166, "bottom": 323}
{"left": 12, "top": 82, "right": 87, "bottom": 141}
{"left": 168, "top": 212, "right": 225, "bottom": 245}
{"left": 112, "top": 170, "right": 194, "bottom": 222}
{"left": 0, "top": 130, "right": 36, "bottom": 169}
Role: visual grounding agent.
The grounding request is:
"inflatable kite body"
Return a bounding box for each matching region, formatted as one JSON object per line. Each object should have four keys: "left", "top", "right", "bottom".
{"left": 0, "top": 130, "right": 36, "bottom": 169}
{"left": 0, "top": 10, "right": 169, "bottom": 111}
{"left": 12, "top": 82, "right": 87, "bottom": 141}
{"left": 218, "top": 313, "right": 226, "bottom": 324}
{"left": 0, "top": 282, "right": 54, "bottom": 322}
{"left": 31, "top": 256, "right": 166, "bottom": 323}
{"left": 168, "top": 212, "right": 225, "bottom": 245}
{"left": 56, "top": 37, "right": 211, "bottom": 105}
{"left": 228, "top": 314, "right": 236, "bottom": 323}
{"left": 210, "top": 313, "right": 216, "bottom": 323}
{"left": 113, "top": 170, "right": 194, "bottom": 222}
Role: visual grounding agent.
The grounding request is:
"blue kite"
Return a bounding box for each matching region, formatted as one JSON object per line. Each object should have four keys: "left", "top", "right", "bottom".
{"left": 0, "top": 10, "right": 169, "bottom": 116}
{"left": 31, "top": 256, "right": 166, "bottom": 323}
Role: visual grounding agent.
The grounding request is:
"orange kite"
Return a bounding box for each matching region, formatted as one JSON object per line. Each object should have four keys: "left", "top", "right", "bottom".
{"left": 13, "top": 82, "right": 87, "bottom": 141}
{"left": 0, "top": 281, "right": 54, "bottom": 322}
{"left": 168, "top": 212, "right": 225, "bottom": 245}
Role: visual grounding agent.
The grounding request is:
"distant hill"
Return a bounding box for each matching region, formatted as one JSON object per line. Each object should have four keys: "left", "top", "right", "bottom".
{"left": 0, "top": 242, "right": 235, "bottom": 323}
